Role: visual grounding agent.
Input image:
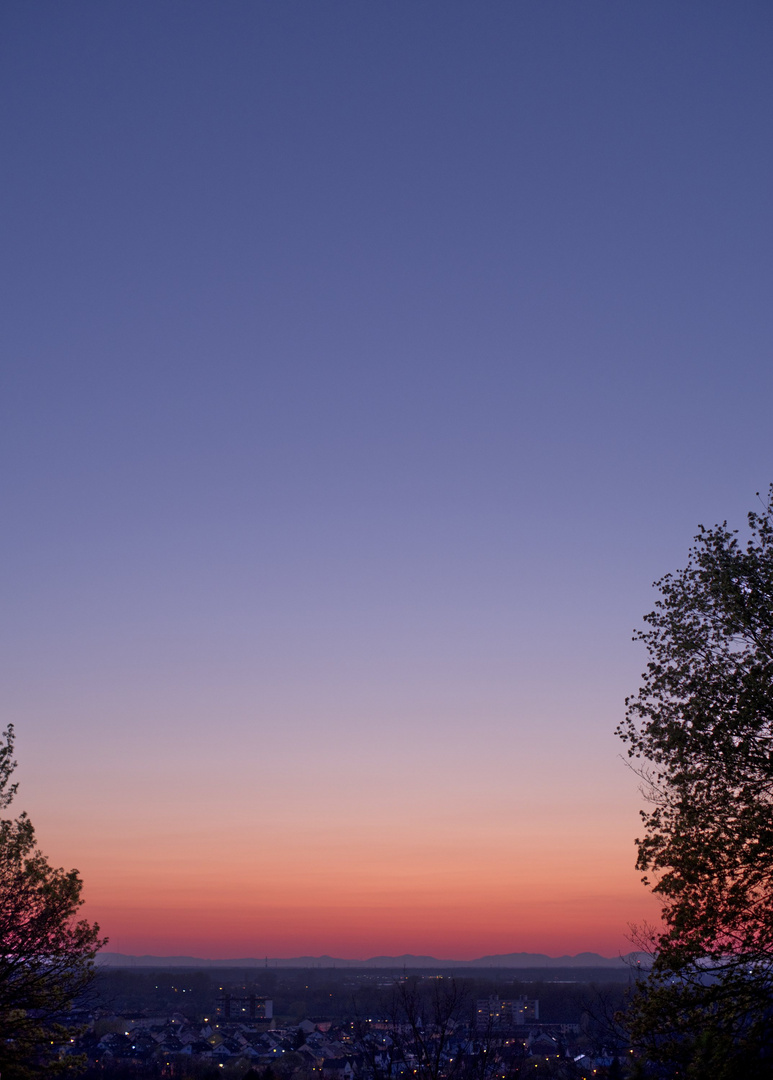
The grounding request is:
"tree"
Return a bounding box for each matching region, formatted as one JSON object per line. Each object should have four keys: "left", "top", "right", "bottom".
{"left": 617, "top": 487, "right": 773, "bottom": 1077}
{"left": 0, "top": 724, "right": 105, "bottom": 1078}
{"left": 353, "top": 976, "right": 479, "bottom": 1080}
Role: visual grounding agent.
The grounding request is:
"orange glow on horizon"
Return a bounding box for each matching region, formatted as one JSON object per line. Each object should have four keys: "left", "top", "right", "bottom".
{"left": 81, "top": 849, "right": 661, "bottom": 960}
{"left": 29, "top": 706, "right": 660, "bottom": 962}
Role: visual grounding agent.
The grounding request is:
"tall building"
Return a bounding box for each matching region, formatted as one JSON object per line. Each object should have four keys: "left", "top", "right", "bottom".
{"left": 215, "top": 994, "right": 273, "bottom": 1021}
{"left": 475, "top": 995, "right": 539, "bottom": 1029}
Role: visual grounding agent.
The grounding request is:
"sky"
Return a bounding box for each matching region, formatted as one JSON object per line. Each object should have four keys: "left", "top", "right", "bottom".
{"left": 1, "top": 1, "right": 772, "bottom": 961}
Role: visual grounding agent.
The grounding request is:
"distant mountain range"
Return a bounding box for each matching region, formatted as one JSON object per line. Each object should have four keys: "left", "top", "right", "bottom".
{"left": 96, "top": 950, "right": 647, "bottom": 969}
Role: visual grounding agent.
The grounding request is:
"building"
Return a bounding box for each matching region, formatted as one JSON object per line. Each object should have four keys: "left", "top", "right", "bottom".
{"left": 475, "top": 996, "right": 539, "bottom": 1029}
{"left": 215, "top": 994, "right": 273, "bottom": 1021}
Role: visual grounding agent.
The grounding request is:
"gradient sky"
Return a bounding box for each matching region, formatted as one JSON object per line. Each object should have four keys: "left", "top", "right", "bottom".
{"left": 2, "top": 1, "right": 772, "bottom": 960}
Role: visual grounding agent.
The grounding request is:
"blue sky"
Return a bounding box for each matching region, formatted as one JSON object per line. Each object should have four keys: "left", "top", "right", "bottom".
{"left": 2, "top": 1, "right": 772, "bottom": 956}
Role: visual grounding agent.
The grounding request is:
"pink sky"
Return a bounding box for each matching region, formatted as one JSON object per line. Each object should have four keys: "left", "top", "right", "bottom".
{"left": 23, "top": 709, "right": 662, "bottom": 958}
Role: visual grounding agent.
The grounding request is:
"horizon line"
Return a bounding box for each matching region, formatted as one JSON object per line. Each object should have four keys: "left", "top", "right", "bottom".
{"left": 96, "top": 948, "right": 645, "bottom": 968}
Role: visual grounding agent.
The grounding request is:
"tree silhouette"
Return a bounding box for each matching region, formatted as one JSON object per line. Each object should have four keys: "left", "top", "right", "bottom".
{"left": 0, "top": 725, "right": 105, "bottom": 1078}
{"left": 618, "top": 487, "right": 773, "bottom": 1077}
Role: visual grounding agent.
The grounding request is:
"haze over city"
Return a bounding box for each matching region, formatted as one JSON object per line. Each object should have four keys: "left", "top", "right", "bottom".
{"left": 2, "top": 2, "right": 771, "bottom": 961}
